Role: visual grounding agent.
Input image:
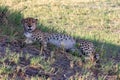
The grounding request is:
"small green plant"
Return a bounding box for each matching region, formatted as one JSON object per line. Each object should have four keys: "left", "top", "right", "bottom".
{"left": 30, "top": 56, "right": 43, "bottom": 66}
{"left": 0, "top": 65, "right": 14, "bottom": 75}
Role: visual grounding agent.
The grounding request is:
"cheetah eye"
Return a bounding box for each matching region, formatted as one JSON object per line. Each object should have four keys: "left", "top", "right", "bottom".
{"left": 32, "top": 20, "right": 36, "bottom": 23}
{"left": 24, "top": 20, "right": 28, "bottom": 23}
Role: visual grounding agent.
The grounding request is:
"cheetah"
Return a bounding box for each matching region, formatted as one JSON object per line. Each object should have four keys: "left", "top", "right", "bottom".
{"left": 21, "top": 17, "right": 99, "bottom": 62}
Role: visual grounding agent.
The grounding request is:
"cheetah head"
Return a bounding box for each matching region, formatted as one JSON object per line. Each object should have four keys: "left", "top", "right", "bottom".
{"left": 21, "top": 17, "right": 38, "bottom": 32}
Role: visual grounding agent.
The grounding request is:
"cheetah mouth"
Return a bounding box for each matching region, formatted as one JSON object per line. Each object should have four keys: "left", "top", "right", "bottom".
{"left": 28, "top": 29, "right": 32, "bottom": 31}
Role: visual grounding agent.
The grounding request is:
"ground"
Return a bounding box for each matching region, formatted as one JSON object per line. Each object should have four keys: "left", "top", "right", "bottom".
{"left": 0, "top": 0, "right": 120, "bottom": 80}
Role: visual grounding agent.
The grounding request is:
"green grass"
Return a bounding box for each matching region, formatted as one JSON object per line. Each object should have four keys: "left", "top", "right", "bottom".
{"left": 0, "top": 0, "right": 120, "bottom": 79}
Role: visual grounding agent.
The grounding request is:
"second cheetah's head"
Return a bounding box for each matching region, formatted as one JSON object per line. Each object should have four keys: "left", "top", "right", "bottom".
{"left": 21, "top": 17, "right": 38, "bottom": 32}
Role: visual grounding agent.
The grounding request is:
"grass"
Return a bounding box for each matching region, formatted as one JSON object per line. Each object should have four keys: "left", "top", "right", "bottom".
{"left": 0, "top": 0, "right": 120, "bottom": 79}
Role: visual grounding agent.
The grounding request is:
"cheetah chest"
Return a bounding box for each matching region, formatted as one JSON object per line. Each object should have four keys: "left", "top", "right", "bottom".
{"left": 24, "top": 32, "right": 32, "bottom": 39}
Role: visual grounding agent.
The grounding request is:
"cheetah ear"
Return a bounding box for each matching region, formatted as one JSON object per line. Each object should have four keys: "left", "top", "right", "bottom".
{"left": 35, "top": 19, "right": 38, "bottom": 22}
{"left": 21, "top": 19, "right": 25, "bottom": 24}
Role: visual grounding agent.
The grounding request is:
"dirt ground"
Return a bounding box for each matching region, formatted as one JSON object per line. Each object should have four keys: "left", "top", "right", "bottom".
{"left": 0, "top": 36, "right": 119, "bottom": 80}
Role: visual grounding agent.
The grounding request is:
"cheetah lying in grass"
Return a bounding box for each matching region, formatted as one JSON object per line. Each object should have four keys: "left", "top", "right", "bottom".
{"left": 21, "top": 17, "right": 99, "bottom": 62}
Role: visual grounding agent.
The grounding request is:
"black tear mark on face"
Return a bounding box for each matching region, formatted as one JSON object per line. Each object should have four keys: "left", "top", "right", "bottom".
{"left": 47, "top": 37, "right": 50, "bottom": 41}
{"left": 60, "top": 39, "right": 63, "bottom": 41}
{"left": 53, "top": 37, "right": 55, "bottom": 39}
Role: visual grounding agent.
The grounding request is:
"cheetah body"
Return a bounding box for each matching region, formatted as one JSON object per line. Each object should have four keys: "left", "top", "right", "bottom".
{"left": 22, "top": 17, "right": 99, "bottom": 61}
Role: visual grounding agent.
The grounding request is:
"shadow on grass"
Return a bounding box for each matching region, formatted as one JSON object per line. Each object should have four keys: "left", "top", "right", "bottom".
{"left": 0, "top": 6, "right": 23, "bottom": 39}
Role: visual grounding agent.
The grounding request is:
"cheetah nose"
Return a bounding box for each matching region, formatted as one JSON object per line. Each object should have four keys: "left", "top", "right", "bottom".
{"left": 28, "top": 25, "right": 31, "bottom": 27}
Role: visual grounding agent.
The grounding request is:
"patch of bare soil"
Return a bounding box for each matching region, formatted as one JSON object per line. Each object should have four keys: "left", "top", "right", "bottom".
{"left": 0, "top": 36, "right": 119, "bottom": 79}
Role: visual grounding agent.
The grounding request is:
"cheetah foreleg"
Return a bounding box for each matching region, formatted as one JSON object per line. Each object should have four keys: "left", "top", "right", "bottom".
{"left": 40, "top": 41, "right": 47, "bottom": 51}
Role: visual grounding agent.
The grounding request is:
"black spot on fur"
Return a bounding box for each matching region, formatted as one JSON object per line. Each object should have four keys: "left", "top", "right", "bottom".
{"left": 69, "top": 37, "right": 71, "bottom": 39}
{"left": 60, "top": 39, "right": 63, "bottom": 41}
{"left": 47, "top": 38, "right": 50, "bottom": 41}
{"left": 53, "top": 37, "right": 55, "bottom": 39}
